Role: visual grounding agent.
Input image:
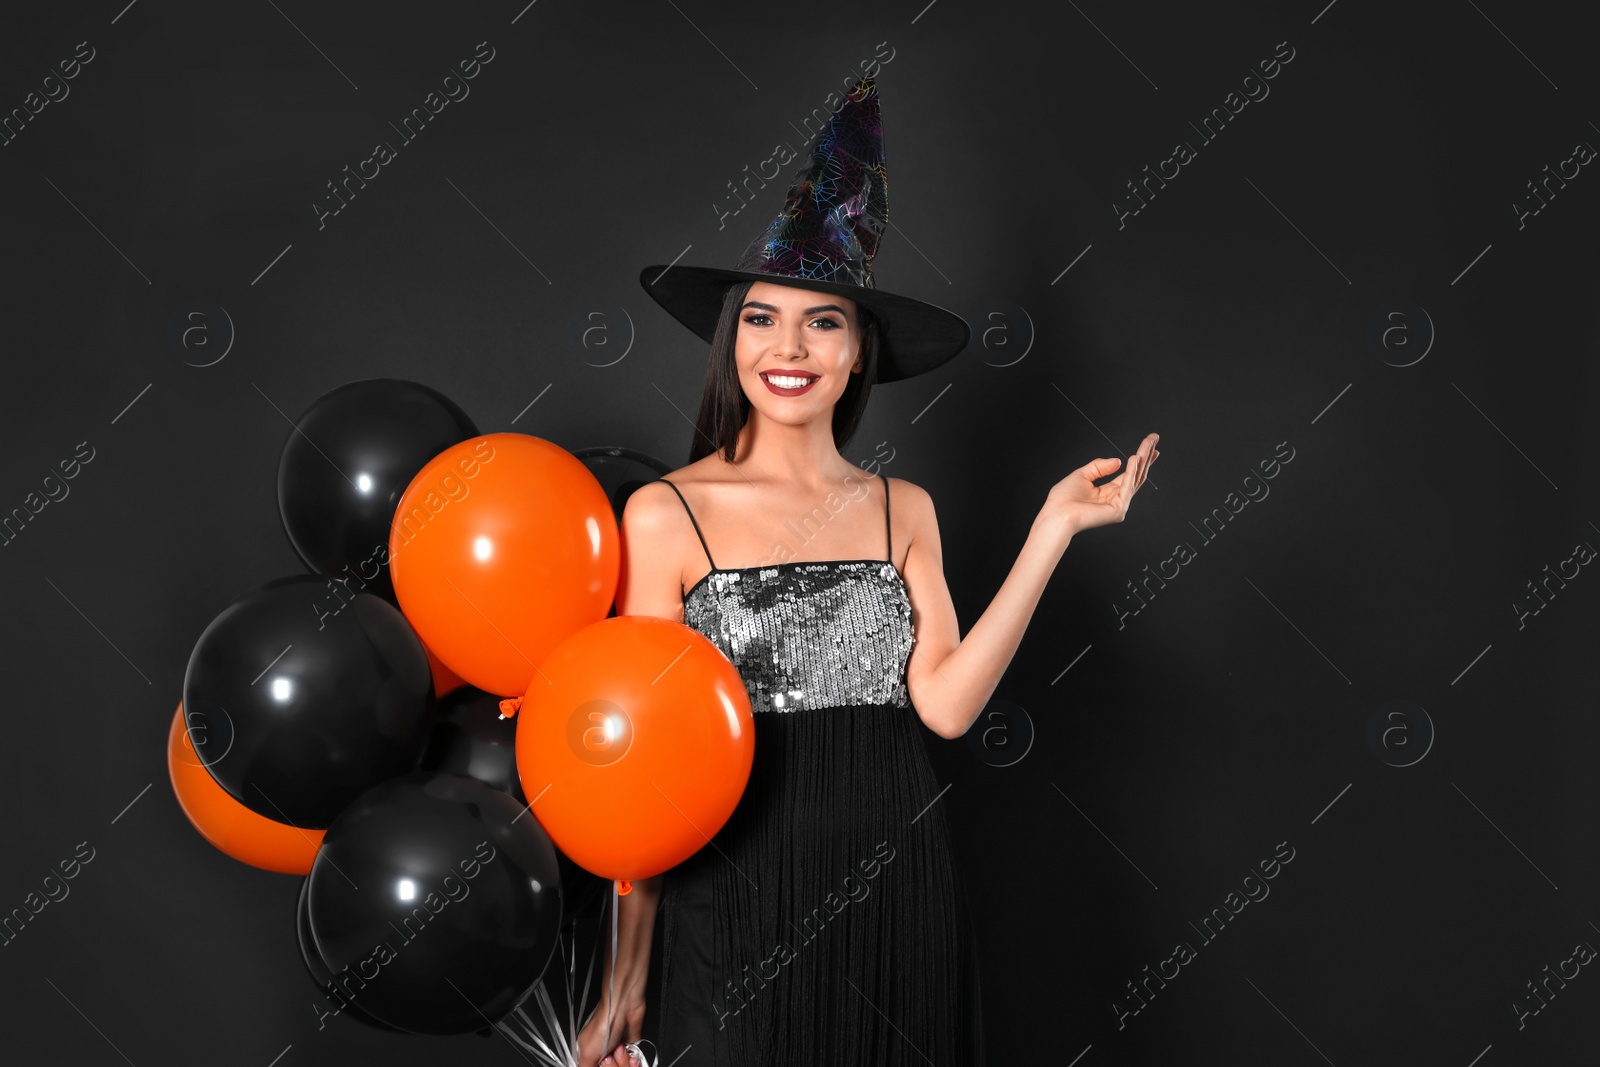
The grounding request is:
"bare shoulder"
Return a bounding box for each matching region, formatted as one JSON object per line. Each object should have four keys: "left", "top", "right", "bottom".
{"left": 884, "top": 474, "right": 932, "bottom": 506}
{"left": 619, "top": 477, "right": 686, "bottom": 537}
{"left": 884, "top": 475, "right": 936, "bottom": 524}
{"left": 617, "top": 476, "right": 699, "bottom": 617}
{"left": 883, "top": 475, "right": 941, "bottom": 559}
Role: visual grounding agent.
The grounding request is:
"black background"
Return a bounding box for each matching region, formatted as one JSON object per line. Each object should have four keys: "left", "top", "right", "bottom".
{"left": 2, "top": 0, "right": 1597, "bottom": 1064}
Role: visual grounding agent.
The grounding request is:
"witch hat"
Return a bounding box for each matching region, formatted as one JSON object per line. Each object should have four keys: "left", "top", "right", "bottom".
{"left": 638, "top": 75, "right": 968, "bottom": 383}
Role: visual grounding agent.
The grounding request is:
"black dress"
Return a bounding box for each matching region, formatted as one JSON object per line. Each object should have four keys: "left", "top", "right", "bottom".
{"left": 652, "top": 476, "right": 986, "bottom": 1066}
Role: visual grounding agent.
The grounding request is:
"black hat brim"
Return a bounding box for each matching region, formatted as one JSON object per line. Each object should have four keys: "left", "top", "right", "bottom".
{"left": 638, "top": 264, "right": 968, "bottom": 384}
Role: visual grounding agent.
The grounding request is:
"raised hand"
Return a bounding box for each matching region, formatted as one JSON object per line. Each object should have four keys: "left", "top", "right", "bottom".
{"left": 1044, "top": 432, "right": 1160, "bottom": 535}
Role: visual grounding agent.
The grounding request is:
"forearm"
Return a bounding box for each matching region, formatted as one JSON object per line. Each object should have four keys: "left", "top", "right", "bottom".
{"left": 916, "top": 507, "right": 1075, "bottom": 738}
{"left": 598, "top": 874, "right": 664, "bottom": 1000}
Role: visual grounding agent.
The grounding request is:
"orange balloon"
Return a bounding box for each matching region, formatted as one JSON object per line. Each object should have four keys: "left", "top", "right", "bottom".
{"left": 389, "top": 433, "right": 619, "bottom": 697}
{"left": 511, "top": 616, "right": 754, "bottom": 882}
{"left": 423, "top": 641, "right": 466, "bottom": 698}
{"left": 166, "top": 703, "right": 324, "bottom": 874}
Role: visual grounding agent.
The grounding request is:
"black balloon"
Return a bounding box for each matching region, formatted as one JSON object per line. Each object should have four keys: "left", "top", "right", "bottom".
{"left": 183, "top": 574, "right": 435, "bottom": 828}
{"left": 304, "top": 772, "right": 564, "bottom": 1035}
{"left": 571, "top": 446, "right": 672, "bottom": 525}
{"left": 417, "top": 687, "right": 608, "bottom": 923}
{"left": 278, "top": 378, "right": 477, "bottom": 602}
{"left": 295, "top": 877, "right": 403, "bottom": 1032}
{"left": 418, "top": 686, "right": 527, "bottom": 802}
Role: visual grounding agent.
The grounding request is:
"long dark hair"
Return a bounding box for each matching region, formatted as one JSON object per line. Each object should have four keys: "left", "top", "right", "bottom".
{"left": 687, "top": 279, "right": 881, "bottom": 464}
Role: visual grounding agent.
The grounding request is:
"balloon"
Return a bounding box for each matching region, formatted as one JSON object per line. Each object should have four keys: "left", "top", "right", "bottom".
{"left": 570, "top": 447, "right": 671, "bottom": 621}
{"left": 510, "top": 615, "right": 754, "bottom": 882}
{"left": 570, "top": 446, "right": 673, "bottom": 525}
{"left": 388, "top": 433, "right": 619, "bottom": 697}
{"left": 277, "top": 379, "right": 478, "bottom": 602}
{"left": 424, "top": 642, "right": 466, "bottom": 698}
{"left": 183, "top": 575, "right": 436, "bottom": 828}
{"left": 166, "top": 703, "right": 324, "bottom": 874}
{"left": 419, "top": 686, "right": 526, "bottom": 801}
{"left": 294, "top": 876, "right": 404, "bottom": 1033}
{"left": 304, "top": 771, "right": 563, "bottom": 1035}
{"left": 418, "top": 686, "right": 608, "bottom": 921}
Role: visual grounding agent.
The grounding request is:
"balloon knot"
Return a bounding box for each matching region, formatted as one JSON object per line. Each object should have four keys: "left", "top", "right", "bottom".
{"left": 498, "top": 697, "right": 522, "bottom": 719}
{"left": 617, "top": 878, "right": 633, "bottom": 896}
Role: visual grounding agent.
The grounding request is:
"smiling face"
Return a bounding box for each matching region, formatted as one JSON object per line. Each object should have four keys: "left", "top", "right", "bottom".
{"left": 735, "top": 280, "right": 863, "bottom": 419}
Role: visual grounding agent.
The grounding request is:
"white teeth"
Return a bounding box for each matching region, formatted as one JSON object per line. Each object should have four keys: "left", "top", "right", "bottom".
{"left": 763, "top": 374, "right": 816, "bottom": 389}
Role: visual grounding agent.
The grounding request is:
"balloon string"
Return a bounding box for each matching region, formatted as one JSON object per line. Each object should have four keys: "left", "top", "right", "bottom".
{"left": 493, "top": 1018, "right": 543, "bottom": 1057}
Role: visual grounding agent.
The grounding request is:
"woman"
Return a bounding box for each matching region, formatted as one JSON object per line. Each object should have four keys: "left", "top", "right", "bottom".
{"left": 577, "top": 77, "right": 1158, "bottom": 1066}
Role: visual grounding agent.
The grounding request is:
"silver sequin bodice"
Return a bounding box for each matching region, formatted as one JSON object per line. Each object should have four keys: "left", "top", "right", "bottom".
{"left": 683, "top": 560, "right": 915, "bottom": 713}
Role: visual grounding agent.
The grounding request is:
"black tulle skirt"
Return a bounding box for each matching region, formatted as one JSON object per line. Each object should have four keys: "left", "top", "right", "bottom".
{"left": 656, "top": 702, "right": 986, "bottom": 1066}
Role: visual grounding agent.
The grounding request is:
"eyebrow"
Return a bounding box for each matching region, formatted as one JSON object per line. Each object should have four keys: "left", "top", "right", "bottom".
{"left": 741, "top": 300, "right": 850, "bottom": 316}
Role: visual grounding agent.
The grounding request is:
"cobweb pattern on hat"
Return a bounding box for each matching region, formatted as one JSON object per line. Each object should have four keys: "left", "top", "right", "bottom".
{"left": 734, "top": 75, "right": 888, "bottom": 289}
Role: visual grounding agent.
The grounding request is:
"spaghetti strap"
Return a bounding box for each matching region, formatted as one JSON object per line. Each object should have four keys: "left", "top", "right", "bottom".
{"left": 659, "top": 479, "right": 718, "bottom": 570}
{"left": 883, "top": 475, "right": 892, "bottom": 563}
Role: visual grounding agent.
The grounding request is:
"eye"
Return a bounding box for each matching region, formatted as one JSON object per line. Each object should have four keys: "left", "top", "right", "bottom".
{"left": 742, "top": 313, "right": 843, "bottom": 330}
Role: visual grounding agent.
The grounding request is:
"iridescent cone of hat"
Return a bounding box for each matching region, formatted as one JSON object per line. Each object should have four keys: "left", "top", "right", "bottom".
{"left": 734, "top": 75, "right": 886, "bottom": 290}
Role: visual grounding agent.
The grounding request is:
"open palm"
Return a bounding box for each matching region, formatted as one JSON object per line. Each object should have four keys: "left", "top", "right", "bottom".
{"left": 1046, "top": 432, "right": 1160, "bottom": 534}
